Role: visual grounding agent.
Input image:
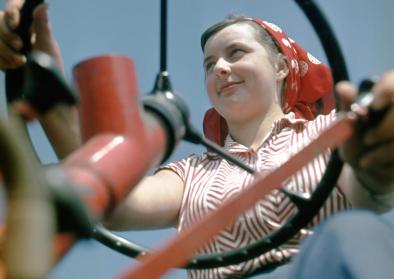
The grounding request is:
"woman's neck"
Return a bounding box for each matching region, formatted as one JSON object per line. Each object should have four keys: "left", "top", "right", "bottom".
{"left": 227, "top": 105, "right": 284, "bottom": 150}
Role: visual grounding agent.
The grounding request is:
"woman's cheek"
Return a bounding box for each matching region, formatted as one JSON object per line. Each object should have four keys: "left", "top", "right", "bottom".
{"left": 205, "top": 77, "right": 217, "bottom": 101}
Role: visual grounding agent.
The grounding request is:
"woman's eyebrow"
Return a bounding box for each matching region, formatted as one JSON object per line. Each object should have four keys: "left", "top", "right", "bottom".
{"left": 203, "top": 55, "right": 214, "bottom": 67}
{"left": 203, "top": 42, "right": 247, "bottom": 66}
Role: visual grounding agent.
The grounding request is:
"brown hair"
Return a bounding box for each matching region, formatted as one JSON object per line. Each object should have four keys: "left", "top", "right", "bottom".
{"left": 200, "top": 16, "right": 281, "bottom": 56}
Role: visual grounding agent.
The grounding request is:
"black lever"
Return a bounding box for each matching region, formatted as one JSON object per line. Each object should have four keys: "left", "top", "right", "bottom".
{"left": 5, "top": 0, "right": 44, "bottom": 103}
{"left": 356, "top": 78, "right": 389, "bottom": 128}
{"left": 23, "top": 51, "right": 77, "bottom": 113}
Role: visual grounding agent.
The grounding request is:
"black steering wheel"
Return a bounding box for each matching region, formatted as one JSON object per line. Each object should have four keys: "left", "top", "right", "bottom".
{"left": 91, "top": 0, "right": 350, "bottom": 271}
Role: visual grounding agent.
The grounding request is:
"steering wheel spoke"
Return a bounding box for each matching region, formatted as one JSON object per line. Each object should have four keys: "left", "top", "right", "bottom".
{"left": 281, "top": 188, "right": 312, "bottom": 210}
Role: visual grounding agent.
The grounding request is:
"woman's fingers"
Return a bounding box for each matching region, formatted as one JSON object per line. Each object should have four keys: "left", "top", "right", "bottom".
{"left": 0, "top": 2, "right": 26, "bottom": 69}
{"left": 0, "top": 40, "right": 25, "bottom": 69}
{"left": 370, "top": 70, "right": 394, "bottom": 110}
{"left": 362, "top": 71, "right": 394, "bottom": 146}
{"left": 31, "top": 3, "right": 64, "bottom": 71}
{"left": 363, "top": 107, "right": 394, "bottom": 146}
{"left": 360, "top": 141, "right": 394, "bottom": 169}
{"left": 3, "top": 0, "right": 24, "bottom": 31}
{"left": 0, "top": 12, "right": 22, "bottom": 50}
{"left": 335, "top": 81, "right": 358, "bottom": 112}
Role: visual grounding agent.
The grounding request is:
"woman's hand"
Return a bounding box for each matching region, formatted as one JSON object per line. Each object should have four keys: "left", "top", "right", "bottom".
{"left": 0, "top": 0, "right": 25, "bottom": 69}
{"left": 0, "top": 0, "right": 63, "bottom": 71}
{"left": 0, "top": 1, "right": 79, "bottom": 159}
{"left": 338, "top": 70, "right": 394, "bottom": 194}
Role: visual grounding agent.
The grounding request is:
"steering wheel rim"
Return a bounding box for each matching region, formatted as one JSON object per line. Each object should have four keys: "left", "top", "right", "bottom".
{"left": 92, "top": 0, "right": 349, "bottom": 270}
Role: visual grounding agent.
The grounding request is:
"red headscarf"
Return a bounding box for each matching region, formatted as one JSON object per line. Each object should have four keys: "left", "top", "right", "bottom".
{"left": 203, "top": 19, "right": 335, "bottom": 146}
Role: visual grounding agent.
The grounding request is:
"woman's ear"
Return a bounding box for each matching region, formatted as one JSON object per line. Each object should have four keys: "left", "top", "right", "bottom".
{"left": 275, "top": 53, "right": 289, "bottom": 81}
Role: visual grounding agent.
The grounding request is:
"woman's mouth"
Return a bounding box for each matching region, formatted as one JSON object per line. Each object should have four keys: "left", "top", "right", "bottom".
{"left": 219, "top": 81, "right": 243, "bottom": 95}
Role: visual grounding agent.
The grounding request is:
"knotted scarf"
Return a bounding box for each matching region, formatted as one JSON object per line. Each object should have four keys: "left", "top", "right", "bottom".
{"left": 203, "top": 19, "right": 334, "bottom": 146}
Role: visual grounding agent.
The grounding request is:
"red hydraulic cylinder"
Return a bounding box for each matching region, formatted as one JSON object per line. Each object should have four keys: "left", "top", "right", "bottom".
{"left": 62, "top": 55, "right": 167, "bottom": 221}
{"left": 75, "top": 55, "right": 145, "bottom": 141}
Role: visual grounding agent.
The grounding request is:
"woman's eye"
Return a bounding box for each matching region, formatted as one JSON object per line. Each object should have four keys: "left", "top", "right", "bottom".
{"left": 230, "top": 48, "right": 245, "bottom": 57}
{"left": 205, "top": 62, "right": 214, "bottom": 72}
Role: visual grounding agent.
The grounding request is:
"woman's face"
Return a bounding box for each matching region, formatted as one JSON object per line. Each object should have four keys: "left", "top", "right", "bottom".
{"left": 203, "top": 23, "right": 283, "bottom": 123}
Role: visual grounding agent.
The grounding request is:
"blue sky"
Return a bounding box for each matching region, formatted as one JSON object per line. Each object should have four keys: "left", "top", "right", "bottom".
{"left": 0, "top": 1, "right": 394, "bottom": 278}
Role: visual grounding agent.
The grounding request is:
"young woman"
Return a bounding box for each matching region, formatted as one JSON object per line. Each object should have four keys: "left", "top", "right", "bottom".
{"left": 1, "top": 1, "right": 394, "bottom": 278}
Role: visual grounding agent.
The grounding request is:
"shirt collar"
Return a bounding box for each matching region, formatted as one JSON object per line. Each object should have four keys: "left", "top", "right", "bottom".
{"left": 205, "top": 112, "right": 307, "bottom": 157}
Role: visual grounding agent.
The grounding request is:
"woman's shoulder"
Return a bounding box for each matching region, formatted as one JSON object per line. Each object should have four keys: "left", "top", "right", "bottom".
{"left": 174, "top": 151, "right": 215, "bottom": 165}
{"left": 162, "top": 152, "right": 207, "bottom": 169}
{"left": 313, "top": 108, "right": 337, "bottom": 124}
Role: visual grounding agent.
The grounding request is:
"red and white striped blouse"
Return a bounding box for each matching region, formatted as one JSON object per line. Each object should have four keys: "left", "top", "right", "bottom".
{"left": 160, "top": 111, "right": 351, "bottom": 278}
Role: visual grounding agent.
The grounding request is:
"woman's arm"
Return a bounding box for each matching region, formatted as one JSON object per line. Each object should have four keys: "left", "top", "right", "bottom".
{"left": 37, "top": 104, "right": 81, "bottom": 159}
{"left": 339, "top": 164, "right": 394, "bottom": 213}
{"left": 102, "top": 169, "right": 184, "bottom": 230}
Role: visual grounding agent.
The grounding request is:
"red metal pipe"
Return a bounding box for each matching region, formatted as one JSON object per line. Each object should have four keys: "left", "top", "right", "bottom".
{"left": 62, "top": 55, "right": 167, "bottom": 223}
{"left": 1, "top": 57, "right": 169, "bottom": 268}
{"left": 118, "top": 114, "right": 356, "bottom": 279}
{"left": 74, "top": 55, "right": 144, "bottom": 141}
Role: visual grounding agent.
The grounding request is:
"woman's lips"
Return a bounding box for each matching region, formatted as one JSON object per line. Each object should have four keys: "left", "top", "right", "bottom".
{"left": 219, "top": 81, "right": 243, "bottom": 95}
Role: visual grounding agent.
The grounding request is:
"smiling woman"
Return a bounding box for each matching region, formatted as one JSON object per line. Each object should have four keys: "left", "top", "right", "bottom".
{"left": 202, "top": 17, "right": 334, "bottom": 148}
{"left": 203, "top": 21, "right": 287, "bottom": 146}
{"left": 155, "top": 16, "right": 354, "bottom": 278}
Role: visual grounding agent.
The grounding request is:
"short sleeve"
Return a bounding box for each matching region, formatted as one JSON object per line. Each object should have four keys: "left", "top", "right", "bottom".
{"left": 155, "top": 154, "right": 200, "bottom": 182}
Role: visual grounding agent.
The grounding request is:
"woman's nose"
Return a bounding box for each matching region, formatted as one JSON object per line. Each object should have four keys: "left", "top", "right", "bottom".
{"left": 214, "top": 58, "right": 230, "bottom": 78}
